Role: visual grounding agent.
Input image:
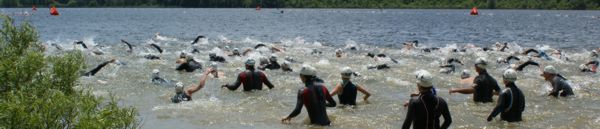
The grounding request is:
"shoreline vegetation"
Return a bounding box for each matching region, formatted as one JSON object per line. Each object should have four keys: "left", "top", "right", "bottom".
{"left": 0, "top": 16, "right": 138, "bottom": 128}
{"left": 1, "top": 0, "right": 600, "bottom": 10}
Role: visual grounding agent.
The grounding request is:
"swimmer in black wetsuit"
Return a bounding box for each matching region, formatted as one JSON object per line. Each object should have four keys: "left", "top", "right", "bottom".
{"left": 541, "top": 66, "right": 574, "bottom": 97}
{"left": 82, "top": 59, "right": 118, "bottom": 76}
{"left": 221, "top": 59, "right": 275, "bottom": 91}
{"left": 120, "top": 39, "right": 133, "bottom": 53}
{"left": 192, "top": 35, "right": 205, "bottom": 44}
{"left": 171, "top": 68, "right": 214, "bottom": 103}
{"left": 151, "top": 69, "right": 168, "bottom": 84}
{"left": 209, "top": 53, "right": 226, "bottom": 63}
{"left": 175, "top": 55, "right": 202, "bottom": 72}
{"left": 74, "top": 41, "right": 87, "bottom": 49}
{"left": 282, "top": 65, "right": 336, "bottom": 126}
{"left": 514, "top": 60, "right": 540, "bottom": 71}
{"left": 264, "top": 55, "right": 281, "bottom": 70}
{"left": 330, "top": 67, "right": 371, "bottom": 105}
{"left": 487, "top": 69, "right": 525, "bottom": 122}
{"left": 402, "top": 70, "right": 452, "bottom": 129}
{"left": 450, "top": 57, "right": 501, "bottom": 103}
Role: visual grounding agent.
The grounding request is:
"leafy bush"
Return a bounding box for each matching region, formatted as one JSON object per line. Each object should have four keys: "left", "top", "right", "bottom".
{"left": 0, "top": 16, "right": 138, "bottom": 129}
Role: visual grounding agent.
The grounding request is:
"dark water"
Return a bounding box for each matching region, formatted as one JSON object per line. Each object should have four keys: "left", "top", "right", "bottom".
{"left": 3, "top": 8, "right": 600, "bottom": 129}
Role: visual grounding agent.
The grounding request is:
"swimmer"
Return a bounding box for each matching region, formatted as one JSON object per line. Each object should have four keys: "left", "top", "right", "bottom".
{"left": 335, "top": 49, "right": 343, "bottom": 58}
{"left": 209, "top": 53, "right": 226, "bottom": 63}
{"left": 74, "top": 41, "right": 88, "bottom": 49}
{"left": 281, "top": 61, "right": 293, "bottom": 72}
{"left": 208, "top": 62, "right": 225, "bottom": 78}
{"left": 221, "top": 59, "right": 275, "bottom": 91}
{"left": 282, "top": 65, "right": 336, "bottom": 126}
{"left": 402, "top": 70, "right": 452, "bottom": 129}
{"left": 541, "top": 66, "right": 574, "bottom": 97}
{"left": 82, "top": 59, "right": 119, "bottom": 76}
{"left": 120, "top": 39, "right": 133, "bottom": 53}
{"left": 171, "top": 68, "right": 214, "bottom": 103}
{"left": 264, "top": 55, "right": 281, "bottom": 70}
{"left": 487, "top": 69, "right": 525, "bottom": 122}
{"left": 144, "top": 54, "right": 161, "bottom": 60}
{"left": 449, "top": 57, "right": 501, "bottom": 103}
{"left": 497, "top": 56, "right": 520, "bottom": 64}
{"left": 228, "top": 48, "right": 241, "bottom": 57}
{"left": 175, "top": 55, "right": 202, "bottom": 72}
{"left": 514, "top": 60, "right": 540, "bottom": 71}
{"left": 148, "top": 43, "right": 163, "bottom": 54}
{"left": 151, "top": 69, "right": 168, "bottom": 84}
{"left": 192, "top": 35, "right": 205, "bottom": 44}
{"left": 459, "top": 70, "right": 475, "bottom": 87}
{"left": 330, "top": 67, "right": 371, "bottom": 105}
{"left": 579, "top": 60, "right": 598, "bottom": 73}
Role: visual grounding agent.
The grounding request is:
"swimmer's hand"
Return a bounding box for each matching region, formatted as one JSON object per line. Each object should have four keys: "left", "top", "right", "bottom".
{"left": 221, "top": 84, "right": 228, "bottom": 88}
{"left": 410, "top": 93, "right": 419, "bottom": 97}
{"left": 487, "top": 116, "right": 493, "bottom": 122}
{"left": 281, "top": 117, "right": 291, "bottom": 124}
{"left": 449, "top": 88, "right": 454, "bottom": 94}
{"left": 403, "top": 101, "right": 409, "bottom": 108}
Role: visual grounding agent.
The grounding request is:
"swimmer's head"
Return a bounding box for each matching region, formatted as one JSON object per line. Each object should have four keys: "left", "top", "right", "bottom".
{"left": 210, "top": 62, "right": 218, "bottom": 70}
{"left": 461, "top": 70, "right": 471, "bottom": 79}
{"left": 415, "top": 70, "right": 433, "bottom": 88}
{"left": 152, "top": 69, "right": 160, "bottom": 74}
{"left": 299, "top": 65, "right": 317, "bottom": 82}
{"left": 541, "top": 66, "right": 558, "bottom": 80}
{"left": 270, "top": 55, "right": 277, "bottom": 62}
{"left": 209, "top": 53, "right": 216, "bottom": 57}
{"left": 474, "top": 57, "right": 488, "bottom": 70}
{"left": 175, "top": 82, "right": 184, "bottom": 93}
{"left": 503, "top": 69, "right": 517, "bottom": 82}
{"left": 245, "top": 58, "right": 256, "bottom": 67}
{"left": 259, "top": 56, "right": 269, "bottom": 65}
{"left": 340, "top": 67, "right": 353, "bottom": 79}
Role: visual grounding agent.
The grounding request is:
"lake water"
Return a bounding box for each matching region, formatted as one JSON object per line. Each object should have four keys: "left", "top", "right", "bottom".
{"left": 4, "top": 8, "right": 600, "bottom": 129}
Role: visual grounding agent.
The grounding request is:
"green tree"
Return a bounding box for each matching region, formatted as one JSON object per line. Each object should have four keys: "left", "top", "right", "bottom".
{"left": 0, "top": 16, "right": 138, "bottom": 129}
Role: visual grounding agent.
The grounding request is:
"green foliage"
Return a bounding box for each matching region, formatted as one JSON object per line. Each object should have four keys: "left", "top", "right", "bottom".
{"left": 0, "top": 16, "right": 138, "bottom": 129}
{"left": 2, "top": 0, "right": 600, "bottom": 9}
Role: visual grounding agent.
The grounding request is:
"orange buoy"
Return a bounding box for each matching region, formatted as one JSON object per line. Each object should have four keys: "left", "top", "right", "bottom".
{"left": 50, "top": 6, "right": 59, "bottom": 16}
{"left": 470, "top": 7, "right": 478, "bottom": 15}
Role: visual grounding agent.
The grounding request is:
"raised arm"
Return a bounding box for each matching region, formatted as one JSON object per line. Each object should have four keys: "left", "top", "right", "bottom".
{"left": 186, "top": 68, "right": 213, "bottom": 95}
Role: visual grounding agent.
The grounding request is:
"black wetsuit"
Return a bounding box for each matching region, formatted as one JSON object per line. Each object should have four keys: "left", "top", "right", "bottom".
{"left": 282, "top": 66, "right": 293, "bottom": 72}
{"left": 549, "top": 76, "right": 574, "bottom": 97}
{"left": 402, "top": 91, "right": 452, "bottom": 129}
{"left": 176, "top": 59, "right": 202, "bottom": 72}
{"left": 515, "top": 60, "right": 539, "bottom": 71}
{"left": 144, "top": 54, "right": 161, "bottom": 60}
{"left": 209, "top": 55, "right": 227, "bottom": 63}
{"left": 264, "top": 61, "right": 281, "bottom": 70}
{"left": 488, "top": 82, "right": 525, "bottom": 122}
{"left": 171, "top": 92, "right": 191, "bottom": 103}
{"left": 83, "top": 61, "right": 111, "bottom": 76}
{"left": 152, "top": 73, "right": 168, "bottom": 84}
{"left": 338, "top": 81, "right": 358, "bottom": 105}
{"left": 224, "top": 70, "right": 275, "bottom": 91}
{"left": 473, "top": 70, "right": 501, "bottom": 103}
{"left": 286, "top": 80, "right": 336, "bottom": 126}
{"left": 368, "top": 64, "right": 390, "bottom": 70}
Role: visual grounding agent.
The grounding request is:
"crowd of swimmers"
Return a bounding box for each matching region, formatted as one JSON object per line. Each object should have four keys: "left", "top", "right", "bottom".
{"left": 61, "top": 35, "right": 600, "bottom": 128}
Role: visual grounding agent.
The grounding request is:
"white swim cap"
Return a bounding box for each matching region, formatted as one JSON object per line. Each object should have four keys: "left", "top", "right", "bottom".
{"left": 300, "top": 64, "right": 317, "bottom": 76}
{"left": 579, "top": 64, "right": 588, "bottom": 71}
{"left": 415, "top": 70, "right": 433, "bottom": 88}
{"left": 152, "top": 69, "right": 160, "bottom": 74}
{"left": 475, "top": 57, "right": 488, "bottom": 69}
{"left": 503, "top": 69, "right": 517, "bottom": 82}
{"left": 461, "top": 70, "right": 471, "bottom": 79}
{"left": 341, "top": 67, "right": 353, "bottom": 78}
{"left": 543, "top": 65, "right": 558, "bottom": 74}
{"left": 210, "top": 62, "right": 218, "bottom": 69}
{"left": 175, "top": 82, "right": 184, "bottom": 93}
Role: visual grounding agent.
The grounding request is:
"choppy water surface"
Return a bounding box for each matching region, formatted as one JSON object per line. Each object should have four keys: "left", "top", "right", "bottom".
{"left": 5, "top": 8, "right": 600, "bottom": 129}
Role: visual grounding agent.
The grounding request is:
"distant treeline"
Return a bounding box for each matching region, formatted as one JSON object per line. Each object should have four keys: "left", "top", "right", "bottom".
{"left": 2, "top": 0, "right": 600, "bottom": 10}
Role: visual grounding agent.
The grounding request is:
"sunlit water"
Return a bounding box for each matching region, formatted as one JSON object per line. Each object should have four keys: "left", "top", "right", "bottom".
{"left": 4, "top": 8, "right": 600, "bottom": 129}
